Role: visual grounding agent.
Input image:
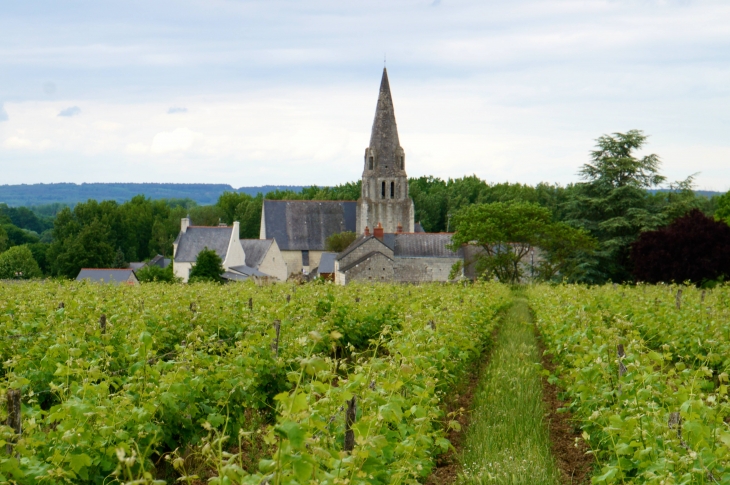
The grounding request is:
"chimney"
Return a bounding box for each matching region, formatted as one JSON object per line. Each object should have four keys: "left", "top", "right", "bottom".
{"left": 396, "top": 222, "right": 403, "bottom": 233}
{"left": 364, "top": 226, "right": 370, "bottom": 237}
{"left": 373, "top": 222, "right": 384, "bottom": 240}
{"left": 181, "top": 217, "right": 190, "bottom": 233}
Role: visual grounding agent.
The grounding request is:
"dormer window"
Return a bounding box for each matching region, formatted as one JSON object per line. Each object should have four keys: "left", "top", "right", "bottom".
{"left": 390, "top": 181, "right": 394, "bottom": 198}
{"left": 369, "top": 156, "right": 374, "bottom": 170}
{"left": 381, "top": 181, "right": 386, "bottom": 198}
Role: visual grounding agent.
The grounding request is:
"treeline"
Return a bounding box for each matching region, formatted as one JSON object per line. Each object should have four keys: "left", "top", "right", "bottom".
{"left": 1, "top": 130, "right": 729, "bottom": 283}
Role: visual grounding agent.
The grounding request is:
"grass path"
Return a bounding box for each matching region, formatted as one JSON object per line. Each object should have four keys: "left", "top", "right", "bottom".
{"left": 456, "top": 298, "right": 561, "bottom": 485}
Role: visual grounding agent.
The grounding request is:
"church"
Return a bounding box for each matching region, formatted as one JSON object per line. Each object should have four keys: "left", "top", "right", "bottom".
{"left": 259, "top": 68, "right": 467, "bottom": 284}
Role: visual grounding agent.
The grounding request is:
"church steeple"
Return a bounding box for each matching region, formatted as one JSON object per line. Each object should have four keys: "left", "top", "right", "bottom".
{"left": 369, "top": 68, "right": 401, "bottom": 167}
{"left": 356, "top": 68, "right": 414, "bottom": 235}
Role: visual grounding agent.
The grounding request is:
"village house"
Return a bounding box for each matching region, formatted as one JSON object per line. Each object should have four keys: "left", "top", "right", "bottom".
{"left": 76, "top": 268, "right": 139, "bottom": 285}
{"left": 259, "top": 199, "right": 356, "bottom": 276}
{"left": 173, "top": 218, "right": 287, "bottom": 283}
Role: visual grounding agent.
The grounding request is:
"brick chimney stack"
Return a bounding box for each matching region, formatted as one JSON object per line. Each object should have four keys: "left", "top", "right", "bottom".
{"left": 396, "top": 223, "right": 403, "bottom": 233}
{"left": 373, "top": 222, "right": 384, "bottom": 240}
{"left": 364, "top": 226, "right": 370, "bottom": 236}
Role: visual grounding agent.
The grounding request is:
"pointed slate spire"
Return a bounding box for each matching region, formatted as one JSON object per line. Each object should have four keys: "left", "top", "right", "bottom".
{"left": 369, "top": 68, "right": 401, "bottom": 168}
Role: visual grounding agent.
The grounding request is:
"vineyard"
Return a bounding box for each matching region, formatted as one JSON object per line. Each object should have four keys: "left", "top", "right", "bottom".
{"left": 528, "top": 284, "right": 730, "bottom": 484}
{"left": 3, "top": 281, "right": 730, "bottom": 484}
{"left": 0, "top": 281, "right": 510, "bottom": 485}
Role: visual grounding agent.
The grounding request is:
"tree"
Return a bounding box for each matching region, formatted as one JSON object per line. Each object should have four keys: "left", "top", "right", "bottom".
{"left": 631, "top": 209, "right": 730, "bottom": 285}
{"left": 48, "top": 219, "right": 116, "bottom": 278}
{"left": 562, "top": 130, "right": 670, "bottom": 283}
{"left": 450, "top": 202, "right": 594, "bottom": 283}
{"left": 188, "top": 248, "right": 225, "bottom": 283}
{"left": 325, "top": 231, "right": 357, "bottom": 253}
{"left": 716, "top": 190, "right": 730, "bottom": 224}
{"left": 136, "top": 264, "right": 179, "bottom": 283}
{"left": 0, "top": 245, "right": 42, "bottom": 279}
{"left": 0, "top": 225, "right": 8, "bottom": 253}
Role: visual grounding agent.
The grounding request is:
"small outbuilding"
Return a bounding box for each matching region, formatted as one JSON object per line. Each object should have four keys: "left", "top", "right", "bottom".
{"left": 76, "top": 268, "right": 139, "bottom": 285}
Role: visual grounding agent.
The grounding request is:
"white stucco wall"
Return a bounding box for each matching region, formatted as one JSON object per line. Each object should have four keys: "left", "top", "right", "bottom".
{"left": 258, "top": 240, "right": 288, "bottom": 281}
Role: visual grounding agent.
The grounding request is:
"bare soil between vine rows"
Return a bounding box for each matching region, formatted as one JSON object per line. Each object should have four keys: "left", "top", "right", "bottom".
{"left": 425, "top": 327, "right": 500, "bottom": 485}
{"left": 538, "top": 337, "right": 594, "bottom": 484}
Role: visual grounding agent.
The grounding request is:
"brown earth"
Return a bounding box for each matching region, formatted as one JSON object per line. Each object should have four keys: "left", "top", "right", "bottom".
{"left": 538, "top": 338, "right": 594, "bottom": 484}
{"left": 425, "top": 327, "right": 499, "bottom": 485}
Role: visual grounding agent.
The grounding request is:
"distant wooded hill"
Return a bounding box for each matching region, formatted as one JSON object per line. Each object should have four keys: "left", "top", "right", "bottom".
{"left": 0, "top": 183, "right": 306, "bottom": 207}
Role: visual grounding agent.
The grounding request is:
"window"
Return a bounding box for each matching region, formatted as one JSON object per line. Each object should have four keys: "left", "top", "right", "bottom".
{"left": 381, "top": 181, "right": 386, "bottom": 198}
{"left": 369, "top": 156, "right": 374, "bottom": 170}
{"left": 301, "top": 250, "right": 309, "bottom": 266}
{"left": 401, "top": 156, "right": 404, "bottom": 169}
{"left": 390, "top": 181, "right": 394, "bottom": 198}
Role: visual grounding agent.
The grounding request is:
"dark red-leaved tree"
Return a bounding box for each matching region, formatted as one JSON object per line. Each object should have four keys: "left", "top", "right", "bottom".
{"left": 631, "top": 209, "right": 730, "bottom": 284}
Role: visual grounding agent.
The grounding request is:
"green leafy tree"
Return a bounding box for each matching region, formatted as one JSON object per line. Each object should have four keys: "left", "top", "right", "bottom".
{"left": 26, "top": 242, "right": 50, "bottom": 275}
{"left": 0, "top": 225, "right": 8, "bottom": 253}
{"left": 450, "top": 202, "right": 593, "bottom": 283}
{"left": 325, "top": 231, "right": 357, "bottom": 253}
{"left": 136, "top": 264, "right": 179, "bottom": 283}
{"left": 0, "top": 245, "right": 42, "bottom": 279}
{"left": 563, "top": 130, "right": 671, "bottom": 283}
{"left": 188, "top": 248, "right": 225, "bottom": 283}
{"left": 716, "top": 190, "right": 730, "bottom": 224}
{"left": 48, "top": 219, "right": 116, "bottom": 278}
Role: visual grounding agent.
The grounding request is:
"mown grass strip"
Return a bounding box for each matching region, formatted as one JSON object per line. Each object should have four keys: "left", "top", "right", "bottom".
{"left": 457, "top": 298, "right": 561, "bottom": 485}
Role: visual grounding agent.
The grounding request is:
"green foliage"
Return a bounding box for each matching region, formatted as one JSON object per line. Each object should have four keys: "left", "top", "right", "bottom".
{"left": 0, "top": 245, "right": 42, "bottom": 279}
{"left": 716, "top": 190, "right": 730, "bottom": 224}
{"left": 217, "top": 191, "right": 263, "bottom": 238}
{"left": 562, "top": 130, "right": 703, "bottom": 283}
{"left": 0, "top": 203, "right": 54, "bottom": 234}
{"left": 188, "top": 248, "right": 225, "bottom": 283}
{"left": 0, "top": 280, "right": 510, "bottom": 485}
{"left": 25, "top": 242, "right": 50, "bottom": 275}
{"left": 528, "top": 284, "right": 730, "bottom": 483}
{"left": 135, "top": 264, "right": 179, "bottom": 283}
{"left": 324, "top": 231, "right": 357, "bottom": 253}
{"left": 0, "top": 225, "right": 7, "bottom": 253}
{"left": 450, "top": 202, "right": 594, "bottom": 283}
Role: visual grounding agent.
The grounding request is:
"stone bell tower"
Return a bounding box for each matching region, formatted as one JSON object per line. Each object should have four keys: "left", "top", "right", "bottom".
{"left": 356, "top": 68, "right": 415, "bottom": 234}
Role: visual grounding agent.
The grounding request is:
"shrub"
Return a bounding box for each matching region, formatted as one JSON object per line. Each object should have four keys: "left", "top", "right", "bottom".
{"left": 136, "top": 264, "right": 179, "bottom": 283}
{"left": 631, "top": 209, "right": 730, "bottom": 284}
{"left": 188, "top": 248, "right": 225, "bottom": 283}
{"left": 0, "top": 245, "right": 43, "bottom": 279}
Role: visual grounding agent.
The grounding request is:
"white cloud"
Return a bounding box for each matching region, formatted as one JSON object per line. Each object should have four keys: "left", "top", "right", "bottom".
{"left": 0, "top": 103, "right": 7, "bottom": 122}
{"left": 150, "top": 127, "right": 199, "bottom": 153}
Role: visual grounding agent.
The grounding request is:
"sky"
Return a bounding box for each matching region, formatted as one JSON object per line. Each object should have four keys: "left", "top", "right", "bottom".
{"left": 1, "top": 0, "right": 729, "bottom": 191}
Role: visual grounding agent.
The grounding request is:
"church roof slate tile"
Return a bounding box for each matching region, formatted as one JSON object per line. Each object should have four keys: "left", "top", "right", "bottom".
{"left": 262, "top": 200, "right": 356, "bottom": 251}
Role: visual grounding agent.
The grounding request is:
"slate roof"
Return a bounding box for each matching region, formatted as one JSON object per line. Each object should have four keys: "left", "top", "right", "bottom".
{"left": 262, "top": 200, "right": 356, "bottom": 251}
{"left": 76, "top": 268, "right": 137, "bottom": 284}
{"left": 175, "top": 226, "right": 233, "bottom": 262}
{"left": 369, "top": 68, "right": 401, "bottom": 169}
{"left": 149, "top": 254, "right": 171, "bottom": 268}
{"left": 228, "top": 265, "right": 269, "bottom": 277}
{"left": 240, "top": 239, "right": 273, "bottom": 268}
{"left": 337, "top": 233, "right": 461, "bottom": 264}
{"left": 128, "top": 262, "right": 146, "bottom": 270}
{"left": 317, "top": 252, "right": 337, "bottom": 274}
{"left": 338, "top": 251, "right": 394, "bottom": 273}
{"left": 393, "top": 233, "right": 463, "bottom": 258}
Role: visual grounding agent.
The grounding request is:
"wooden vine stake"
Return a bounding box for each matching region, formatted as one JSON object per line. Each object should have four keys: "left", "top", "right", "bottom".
{"left": 344, "top": 396, "right": 356, "bottom": 452}
{"left": 248, "top": 297, "right": 253, "bottom": 311}
{"left": 6, "top": 389, "right": 21, "bottom": 456}
{"left": 271, "top": 320, "right": 281, "bottom": 357}
{"left": 429, "top": 320, "right": 436, "bottom": 331}
{"left": 100, "top": 314, "right": 107, "bottom": 334}
{"left": 617, "top": 344, "right": 627, "bottom": 377}
{"left": 58, "top": 302, "right": 65, "bottom": 310}
{"left": 701, "top": 290, "right": 706, "bottom": 303}
{"left": 286, "top": 294, "right": 291, "bottom": 304}
{"left": 676, "top": 289, "right": 683, "bottom": 310}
